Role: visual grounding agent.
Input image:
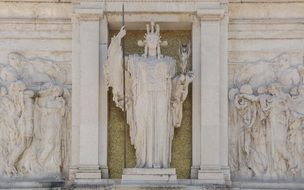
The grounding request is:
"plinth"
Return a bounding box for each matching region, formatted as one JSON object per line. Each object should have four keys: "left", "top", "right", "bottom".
{"left": 121, "top": 168, "right": 177, "bottom": 184}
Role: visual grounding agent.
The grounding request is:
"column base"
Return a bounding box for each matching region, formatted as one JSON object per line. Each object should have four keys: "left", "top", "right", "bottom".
{"left": 190, "top": 166, "right": 200, "bottom": 179}
{"left": 122, "top": 168, "right": 177, "bottom": 184}
{"left": 100, "top": 166, "right": 109, "bottom": 179}
{"left": 73, "top": 165, "right": 102, "bottom": 179}
{"left": 198, "top": 168, "right": 225, "bottom": 184}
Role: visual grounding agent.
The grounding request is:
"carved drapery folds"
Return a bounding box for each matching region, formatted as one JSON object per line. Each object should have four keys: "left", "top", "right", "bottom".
{"left": 229, "top": 53, "right": 304, "bottom": 178}
{"left": 0, "top": 52, "right": 71, "bottom": 178}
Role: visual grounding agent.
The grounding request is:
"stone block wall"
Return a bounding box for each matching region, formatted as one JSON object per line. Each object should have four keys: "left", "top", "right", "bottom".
{"left": 0, "top": 0, "right": 304, "bottom": 189}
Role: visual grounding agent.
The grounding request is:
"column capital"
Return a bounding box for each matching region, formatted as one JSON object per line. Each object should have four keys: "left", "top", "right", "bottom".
{"left": 74, "top": 2, "right": 104, "bottom": 21}
{"left": 196, "top": 8, "right": 225, "bottom": 21}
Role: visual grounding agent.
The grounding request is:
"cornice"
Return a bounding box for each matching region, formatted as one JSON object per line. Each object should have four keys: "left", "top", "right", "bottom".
{"left": 73, "top": 2, "right": 104, "bottom": 20}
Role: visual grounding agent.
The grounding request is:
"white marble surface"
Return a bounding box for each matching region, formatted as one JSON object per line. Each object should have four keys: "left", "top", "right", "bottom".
{"left": 0, "top": 0, "right": 304, "bottom": 189}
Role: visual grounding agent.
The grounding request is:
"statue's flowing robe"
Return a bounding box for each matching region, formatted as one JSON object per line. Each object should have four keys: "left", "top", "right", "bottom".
{"left": 127, "top": 55, "right": 175, "bottom": 168}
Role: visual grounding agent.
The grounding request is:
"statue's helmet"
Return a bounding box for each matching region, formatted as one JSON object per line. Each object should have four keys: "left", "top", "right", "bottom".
{"left": 145, "top": 22, "right": 160, "bottom": 50}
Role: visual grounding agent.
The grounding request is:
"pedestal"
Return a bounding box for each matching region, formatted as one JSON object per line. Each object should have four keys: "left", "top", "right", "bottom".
{"left": 74, "top": 166, "right": 101, "bottom": 179}
{"left": 198, "top": 168, "right": 225, "bottom": 184}
{"left": 122, "top": 168, "right": 177, "bottom": 184}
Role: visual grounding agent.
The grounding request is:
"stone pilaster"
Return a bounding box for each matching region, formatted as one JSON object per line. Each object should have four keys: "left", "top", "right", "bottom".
{"left": 70, "top": 2, "right": 108, "bottom": 180}
{"left": 191, "top": 18, "right": 201, "bottom": 179}
{"left": 99, "top": 16, "right": 109, "bottom": 179}
{"left": 197, "top": 7, "right": 230, "bottom": 185}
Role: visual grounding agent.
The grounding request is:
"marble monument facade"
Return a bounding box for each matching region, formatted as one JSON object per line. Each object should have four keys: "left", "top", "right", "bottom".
{"left": 0, "top": 0, "right": 304, "bottom": 189}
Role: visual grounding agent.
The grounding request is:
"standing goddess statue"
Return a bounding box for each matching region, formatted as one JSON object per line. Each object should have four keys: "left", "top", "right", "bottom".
{"left": 104, "top": 22, "right": 192, "bottom": 168}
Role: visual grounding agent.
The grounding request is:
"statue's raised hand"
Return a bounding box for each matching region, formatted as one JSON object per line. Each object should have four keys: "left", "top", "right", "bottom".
{"left": 117, "top": 26, "right": 126, "bottom": 39}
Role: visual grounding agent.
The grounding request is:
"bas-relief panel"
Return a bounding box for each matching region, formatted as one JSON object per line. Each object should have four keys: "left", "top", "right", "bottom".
{"left": 229, "top": 53, "right": 304, "bottom": 179}
{"left": 108, "top": 30, "right": 192, "bottom": 179}
{"left": 0, "top": 52, "right": 71, "bottom": 179}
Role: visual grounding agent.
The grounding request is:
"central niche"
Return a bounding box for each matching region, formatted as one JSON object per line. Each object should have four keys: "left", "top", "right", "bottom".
{"left": 107, "top": 29, "right": 192, "bottom": 179}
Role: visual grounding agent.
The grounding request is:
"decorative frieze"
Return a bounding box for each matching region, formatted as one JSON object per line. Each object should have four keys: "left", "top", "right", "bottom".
{"left": 229, "top": 53, "right": 304, "bottom": 178}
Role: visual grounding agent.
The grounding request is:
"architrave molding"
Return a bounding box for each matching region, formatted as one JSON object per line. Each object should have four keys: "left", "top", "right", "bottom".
{"left": 74, "top": 2, "right": 104, "bottom": 20}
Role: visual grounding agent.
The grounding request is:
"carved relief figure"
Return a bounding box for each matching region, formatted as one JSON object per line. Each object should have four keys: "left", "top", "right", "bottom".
{"left": 228, "top": 88, "right": 240, "bottom": 175}
{"left": 105, "top": 22, "right": 193, "bottom": 168}
{"left": 288, "top": 85, "right": 304, "bottom": 175}
{"left": 233, "top": 85, "right": 258, "bottom": 176}
{"left": 229, "top": 54, "right": 304, "bottom": 178}
{"left": 261, "top": 83, "right": 296, "bottom": 175}
{"left": 5, "top": 81, "right": 28, "bottom": 176}
{"left": 36, "top": 85, "right": 65, "bottom": 173}
{"left": 0, "top": 53, "right": 71, "bottom": 178}
{"left": 0, "top": 87, "right": 19, "bottom": 176}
